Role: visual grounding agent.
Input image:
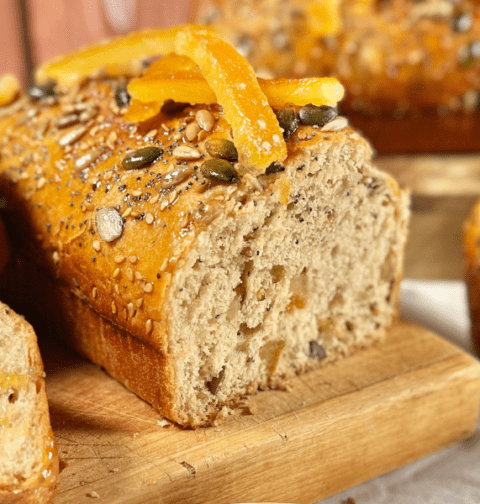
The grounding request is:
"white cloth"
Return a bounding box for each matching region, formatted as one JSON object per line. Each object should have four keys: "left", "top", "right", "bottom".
{"left": 319, "top": 280, "right": 480, "bottom": 504}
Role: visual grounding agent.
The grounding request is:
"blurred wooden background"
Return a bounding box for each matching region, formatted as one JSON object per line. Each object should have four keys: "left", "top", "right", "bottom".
{"left": 0, "top": 0, "right": 192, "bottom": 84}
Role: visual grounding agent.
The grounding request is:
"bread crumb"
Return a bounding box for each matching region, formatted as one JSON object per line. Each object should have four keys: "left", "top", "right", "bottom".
{"left": 157, "top": 418, "right": 172, "bottom": 428}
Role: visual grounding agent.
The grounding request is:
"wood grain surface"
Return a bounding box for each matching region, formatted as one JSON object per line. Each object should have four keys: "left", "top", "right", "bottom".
{"left": 42, "top": 320, "right": 480, "bottom": 504}
{"left": 376, "top": 154, "right": 480, "bottom": 280}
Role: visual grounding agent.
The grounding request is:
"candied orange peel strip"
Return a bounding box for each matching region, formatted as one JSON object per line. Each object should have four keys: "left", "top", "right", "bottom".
{"left": 127, "top": 54, "right": 217, "bottom": 107}
{"left": 0, "top": 74, "right": 20, "bottom": 107}
{"left": 174, "top": 27, "right": 286, "bottom": 171}
{"left": 35, "top": 25, "right": 210, "bottom": 87}
{"left": 259, "top": 77, "right": 344, "bottom": 107}
{"left": 129, "top": 53, "right": 343, "bottom": 110}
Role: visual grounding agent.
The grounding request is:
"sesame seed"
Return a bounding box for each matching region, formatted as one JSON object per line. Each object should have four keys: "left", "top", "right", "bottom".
{"left": 150, "top": 193, "right": 160, "bottom": 204}
{"left": 131, "top": 189, "right": 143, "bottom": 197}
{"left": 113, "top": 268, "right": 120, "bottom": 278}
{"left": 128, "top": 255, "right": 138, "bottom": 264}
{"left": 146, "top": 319, "right": 153, "bottom": 333}
{"left": 144, "top": 283, "right": 153, "bottom": 293}
{"left": 37, "top": 177, "right": 46, "bottom": 189}
{"left": 111, "top": 301, "right": 117, "bottom": 314}
{"left": 114, "top": 255, "right": 125, "bottom": 263}
{"left": 92, "top": 287, "right": 97, "bottom": 299}
{"left": 160, "top": 199, "right": 169, "bottom": 211}
{"left": 127, "top": 302, "right": 135, "bottom": 318}
{"left": 145, "top": 213, "right": 154, "bottom": 224}
{"left": 122, "top": 207, "right": 132, "bottom": 218}
{"left": 126, "top": 268, "right": 134, "bottom": 282}
{"left": 135, "top": 271, "right": 144, "bottom": 281}
{"left": 136, "top": 298, "right": 144, "bottom": 308}
{"left": 52, "top": 251, "right": 60, "bottom": 263}
{"left": 92, "top": 241, "right": 101, "bottom": 251}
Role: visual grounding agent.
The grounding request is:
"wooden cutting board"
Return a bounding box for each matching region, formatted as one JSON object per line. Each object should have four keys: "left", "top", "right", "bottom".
{"left": 44, "top": 320, "right": 480, "bottom": 504}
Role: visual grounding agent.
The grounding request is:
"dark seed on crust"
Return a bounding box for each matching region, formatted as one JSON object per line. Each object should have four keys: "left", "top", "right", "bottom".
{"left": 114, "top": 83, "right": 131, "bottom": 108}
{"left": 205, "top": 138, "right": 238, "bottom": 161}
{"left": 95, "top": 207, "right": 123, "bottom": 242}
{"left": 265, "top": 162, "right": 285, "bottom": 175}
{"left": 201, "top": 159, "right": 239, "bottom": 184}
{"left": 458, "top": 41, "right": 480, "bottom": 68}
{"left": 206, "top": 368, "right": 225, "bottom": 395}
{"left": 122, "top": 147, "right": 163, "bottom": 170}
{"left": 453, "top": 10, "right": 473, "bottom": 33}
{"left": 275, "top": 107, "right": 299, "bottom": 139}
{"left": 298, "top": 104, "right": 338, "bottom": 126}
{"left": 309, "top": 341, "right": 327, "bottom": 360}
{"left": 27, "top": 81, "right": 57, "bottom": 100}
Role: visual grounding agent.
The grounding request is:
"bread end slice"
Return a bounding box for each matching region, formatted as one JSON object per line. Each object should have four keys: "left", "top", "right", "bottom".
{"left": 0, "top": 302, "right": 59, "bottom": 504}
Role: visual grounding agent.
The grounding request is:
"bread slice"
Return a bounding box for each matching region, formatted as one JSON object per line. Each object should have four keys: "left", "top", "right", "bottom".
{"left": 0, "top": 301, "right": 59, "bottom": 503}
{"left": 0, "top": 78, "right": 409, "bottom": 427}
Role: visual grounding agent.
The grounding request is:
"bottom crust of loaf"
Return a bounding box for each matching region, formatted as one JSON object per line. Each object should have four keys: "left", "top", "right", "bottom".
{"left": 1, "top": 252, "right": 394, "bottom": 428}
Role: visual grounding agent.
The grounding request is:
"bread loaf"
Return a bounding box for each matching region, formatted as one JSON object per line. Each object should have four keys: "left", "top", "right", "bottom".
{"left": 197, "top": 0, "right": 480, "bottom": 152}
{"left": 0, "top": 27, "right": 409, "bottom": 427}
{"left": 0, "top": 301, "right": 59, "bottom": 504}
{"left": 0, "top": 88, "right": 409, "bottom": 427}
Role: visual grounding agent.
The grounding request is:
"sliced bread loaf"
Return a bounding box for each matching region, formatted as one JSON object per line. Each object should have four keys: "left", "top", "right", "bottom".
{"left": 0, "top": 302, "right": 59, "bottom": 503}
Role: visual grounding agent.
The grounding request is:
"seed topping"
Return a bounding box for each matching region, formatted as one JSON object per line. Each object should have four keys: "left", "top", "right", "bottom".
{"left": 195, "top": 109, "right": 215, "bottom": 131}
{"left": 275, "top": 107, "right": 299, "bottom": 139}
{"left": 122, "top": 146, "right": 163, "bottom": 170}
{"left": 59, "top": 126, "right": 87, "bottom": 146}
{"left": 95, "top": 207, "right": 123, "bottom": 242}
{"left": 172, "top": 145, "right": 202, "bottom": 160}
{"left": 201, "top": 159, "right": 239, "bottom": 184}
{"left": 27, "top": 81, "right": 57, "bottom": 101}
{"left": 321, "top": 116, "right": 348, "bottom": 132}
{"left": 115, "top": 83, "right": 131, "bottom": 108}
{"left": 205, "top": 138, "right": 238, "bottom": 161}
{"left": 298, "top": 104, "right": 338, "bottom": 126}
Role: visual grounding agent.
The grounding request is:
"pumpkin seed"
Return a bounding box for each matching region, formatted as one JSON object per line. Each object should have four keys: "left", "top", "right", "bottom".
{"left": 201, "top": 159, "right": 239, "bottom": 184}
{"left": 298, "top": 104, "right": 338, "bottom": 126}
{"left": 275, "top": 107, "right": 299, "bottom": 139}
{"left": 27, "top": 81, "right": 57, "bottom": 100}
{"left": 205, "top": 138, "right": 238, "bottom": 161}
{"left": 95, "top": 207, "right": 123, "bottom": 242}
{"left": 115, "top": 83, "right": 131, "bottom": 108}
{"left": 265, "top": 162, "right": 285, "bottom": 175}
{"left": 122, "top": 146, "right": 163, "bottom": 170}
